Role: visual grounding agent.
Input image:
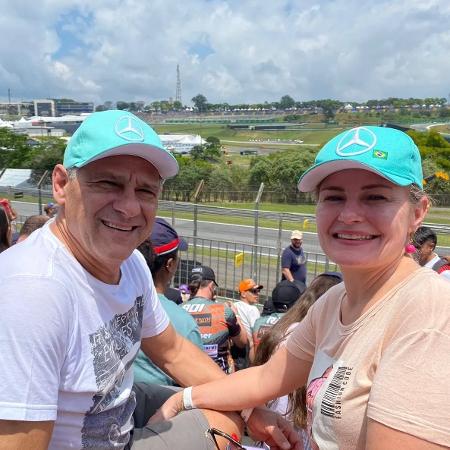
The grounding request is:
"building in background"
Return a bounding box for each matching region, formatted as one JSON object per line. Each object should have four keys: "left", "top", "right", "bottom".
{"left": 159, "top": 134, "right": 205, "bottom": 154}
{"left": 0, "top": 102, "right": 33, "bottom": 117}
{"left": 33, "top": 99, "right": 94, "bottom": 117}
{"left": 54, "top": 99, "right": 94, "bottom": 116}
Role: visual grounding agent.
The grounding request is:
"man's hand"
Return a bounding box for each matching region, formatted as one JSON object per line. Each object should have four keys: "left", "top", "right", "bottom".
{"left": 246, "top": 407, "right": 302, "bottom": 450}
{"left": 149, "top": 398, "right": 302, "bottom": 450}
{"left": 147, "top": 391, "right": 184, "bottom": 424}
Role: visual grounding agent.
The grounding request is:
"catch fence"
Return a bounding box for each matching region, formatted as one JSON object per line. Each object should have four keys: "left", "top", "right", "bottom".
{"left": 173, "top": 235, "right": 338, "bottom": 302}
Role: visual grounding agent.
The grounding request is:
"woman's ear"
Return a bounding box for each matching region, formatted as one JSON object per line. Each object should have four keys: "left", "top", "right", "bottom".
{"left": 52, "top": 164, "right": 70, "bottom": 206}
{"left": 410, "top": 196, "right": 429, "bottom": 234}
{"left": 166, "top": 256, "right": 179, "bottom": 275}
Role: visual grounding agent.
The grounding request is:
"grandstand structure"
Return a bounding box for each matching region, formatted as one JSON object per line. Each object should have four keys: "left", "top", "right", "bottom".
{"left": 159, "top": 134, "right": 205, "bottom": 154}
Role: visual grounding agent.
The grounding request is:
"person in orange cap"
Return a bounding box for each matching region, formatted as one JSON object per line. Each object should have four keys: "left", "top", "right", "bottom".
{"left": 232, "top": 278, "right": 263, "bottom": 368}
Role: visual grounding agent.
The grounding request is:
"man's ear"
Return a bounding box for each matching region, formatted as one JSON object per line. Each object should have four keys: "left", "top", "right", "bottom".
{"left": 52, "top": 164, "right": 70, "bottom": 206}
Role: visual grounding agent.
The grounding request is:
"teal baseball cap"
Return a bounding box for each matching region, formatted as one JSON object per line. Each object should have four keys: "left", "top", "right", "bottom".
{"left": 63, "top": 110, "right": 178, "bottom": 179}
{"left": 298, "top": 126, "right": 423, "bottom": 192}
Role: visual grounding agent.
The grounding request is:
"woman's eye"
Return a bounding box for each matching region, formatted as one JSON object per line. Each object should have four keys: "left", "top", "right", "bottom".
{"left": 366, "top": 194, "right": 387, "bottom": 201}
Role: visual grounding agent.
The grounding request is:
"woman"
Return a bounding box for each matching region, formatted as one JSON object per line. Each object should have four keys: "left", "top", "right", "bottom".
{"left": 152, "top": 126, "right": 450, "bottom": 449}
{"left": 0, "top": 206, "right": 11, "bottom": 253}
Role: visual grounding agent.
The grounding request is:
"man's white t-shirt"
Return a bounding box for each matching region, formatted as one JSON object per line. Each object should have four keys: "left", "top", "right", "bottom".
{"left": 235, "top": 301, "right": 261, "bottom": 337}
{"left": 0, "top": 223, "right": 169, "bottom": 449}
{"left": 424, "top": 254, "right": 450, "bottom": 281}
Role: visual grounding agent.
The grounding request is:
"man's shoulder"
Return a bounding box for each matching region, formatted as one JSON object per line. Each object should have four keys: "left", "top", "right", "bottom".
{"left": 0, "top": 225, "right": 68, "bottom": 283}
{"left": 160, "top": 296, "right": 199, "bottom": 329}
{"left": 424, "top": 254, "right": 441, "bottom": 269}
{"left": 254, "top": 314, "right": 276, "bottom": 327}
{"left": 161, "top": 295, "right": 192, "bottom": 318}
{"left": 120, "top": 250, "right": 153, "bottom": 290}
{"left": 236, "top": 301, "right": 258, "bottom": 314}
{"left": 186, "top": 296, "right": 212, "bottom": 304}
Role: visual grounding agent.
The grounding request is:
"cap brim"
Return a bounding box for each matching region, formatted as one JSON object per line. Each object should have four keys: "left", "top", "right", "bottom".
{"left": 178, "top": 237, "right": 188, "bottom": 251}
{"left": 298, "top": 160, "right": 410, "bottom": 192}
{"left": 84, "top": 143, "right": 179, "bottom": 179}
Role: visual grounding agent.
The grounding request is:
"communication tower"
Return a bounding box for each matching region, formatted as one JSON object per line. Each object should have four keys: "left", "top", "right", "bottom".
{"left": 175, "top": 64, "right": 182, "bottom": 104}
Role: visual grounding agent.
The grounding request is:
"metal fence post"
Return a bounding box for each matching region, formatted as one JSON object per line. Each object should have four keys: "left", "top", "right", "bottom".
{"left": 192, "top": 180, "right": 205, "bottom": 264}
{"left": 171, "top": 201, "right": 175, "bottom": 227}
{"left": 253, "top": 182, "right": 264, "bottom": 279}
{"left": 37, "top": 170, "right": 49, "bottom": 215}
{"left": 276, "top": 215, "right": 283, "bottom": 280}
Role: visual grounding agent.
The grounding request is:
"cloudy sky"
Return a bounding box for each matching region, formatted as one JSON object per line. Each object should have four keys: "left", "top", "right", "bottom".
{"left": 1, "top": 0, "right": 449, "bottom": 106}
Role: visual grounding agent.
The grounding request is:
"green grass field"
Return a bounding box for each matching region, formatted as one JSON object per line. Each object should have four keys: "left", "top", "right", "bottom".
{"left": 153, "top": 123, "right": 342, "bottom": 147}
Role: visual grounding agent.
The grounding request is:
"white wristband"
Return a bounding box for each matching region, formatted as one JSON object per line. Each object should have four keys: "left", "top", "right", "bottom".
{"left": 182, "top": 386, "right": 195, "bottom": 410}
{"left": 240, "top": 407, "right": 254, "bottom": 423}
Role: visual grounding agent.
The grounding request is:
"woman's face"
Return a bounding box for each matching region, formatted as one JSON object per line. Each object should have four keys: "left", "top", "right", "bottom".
{"left": 316, "top": 169, "right": 427, "bottom": 270}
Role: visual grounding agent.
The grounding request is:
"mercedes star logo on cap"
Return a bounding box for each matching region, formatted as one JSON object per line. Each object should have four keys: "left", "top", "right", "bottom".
{"left": 336, "top": 126, "right": 377, "bottom": 157}
{"left": 114, "top": 115, "right": 145, "bottom": 142}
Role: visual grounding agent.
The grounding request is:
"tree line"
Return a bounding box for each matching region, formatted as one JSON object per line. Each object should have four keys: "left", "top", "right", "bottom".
{"left": 95, "top": 95, "right": 448, "bottom": 115}
{"left": 163, "top": 131, "right": 450, "bottom": 199}
{"left": 0, "top": 126, "right": 449, "bottom": 200}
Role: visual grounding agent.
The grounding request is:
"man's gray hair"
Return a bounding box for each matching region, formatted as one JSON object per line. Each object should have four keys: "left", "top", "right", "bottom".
{"left": 66, "top": 167, "right": 78, "bottom": 180}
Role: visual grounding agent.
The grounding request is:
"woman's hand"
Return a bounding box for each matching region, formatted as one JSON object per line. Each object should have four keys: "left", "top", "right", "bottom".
{"left": 147, "top": 390, "right": 184, "bottom": 424}
{"left": 247, "top": 406, "right": 303, "bottom": 450}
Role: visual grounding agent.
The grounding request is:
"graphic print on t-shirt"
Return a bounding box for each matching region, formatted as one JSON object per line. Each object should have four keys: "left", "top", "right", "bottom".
{"left": 306, "top": 351, "right": 354, "bottom": 450}
{"left": 182, "top": 300, "right": 235, "bottom": 372}
{"left": 81, "top": 295, "right": 145, "bottom": 448}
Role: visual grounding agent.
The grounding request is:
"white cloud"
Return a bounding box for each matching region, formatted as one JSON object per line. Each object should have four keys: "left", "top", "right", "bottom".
{"left": 0, "top": 0, "right": 449, "bottom": 105}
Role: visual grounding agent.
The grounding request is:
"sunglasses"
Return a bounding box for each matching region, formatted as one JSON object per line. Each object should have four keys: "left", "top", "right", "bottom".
{"left": 247, "top": 288, "right": 261, "bottom": 295}
{"left": 205, "top": 427, "right": 245, "bottom": 450}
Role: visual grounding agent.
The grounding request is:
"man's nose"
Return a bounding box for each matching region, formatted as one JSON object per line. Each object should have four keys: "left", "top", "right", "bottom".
{"left": 112, "top": 188, "right": 141, "bottom": 218}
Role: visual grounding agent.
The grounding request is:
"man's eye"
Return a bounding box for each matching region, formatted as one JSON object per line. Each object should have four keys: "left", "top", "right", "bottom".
{"left": 139, "top": 189, "right": 157, "bottom": 197}
{"left": 321, "top": 195, "right": 343, "bottom": 202}
{"left": 97, "top": 180, "right": 118, "bottom": 187}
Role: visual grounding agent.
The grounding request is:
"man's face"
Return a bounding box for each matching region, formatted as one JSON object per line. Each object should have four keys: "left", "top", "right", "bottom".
{"left": 60, "top": 155, "right": 161, "bottom": 272}
{"left": 241, "top": 286, "right": 261, "bottom": 305}
{"left": 291, "top": 238, "right": 302, "bottom": 249}
{"left": 208, "top": 281, "right": 218, "bottom": 300}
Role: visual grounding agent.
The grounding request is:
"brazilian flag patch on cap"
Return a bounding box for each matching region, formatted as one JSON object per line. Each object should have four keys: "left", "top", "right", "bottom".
{"left": 373, "top": 149, "right": 388, "bottom": 159}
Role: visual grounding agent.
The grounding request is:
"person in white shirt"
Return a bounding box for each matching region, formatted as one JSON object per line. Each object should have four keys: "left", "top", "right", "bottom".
{"left": 0, "top": 110, "right": 297, "bottom": 450}
{"left": 413, "top": 225, "right": 450, "bottom": 282}
{"left": 233, "top": 279, "right": 263, "bottom": 368}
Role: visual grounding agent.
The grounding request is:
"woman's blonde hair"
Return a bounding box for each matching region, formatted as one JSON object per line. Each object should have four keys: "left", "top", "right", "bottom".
{"left": 253, "top": 273, "right": 342, "bottom": 428}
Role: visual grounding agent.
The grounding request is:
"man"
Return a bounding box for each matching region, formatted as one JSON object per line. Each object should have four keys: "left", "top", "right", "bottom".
{"left": 44, "top": 202, "right": 58, "bottom": 218}
{"left": 0, "top": 198, "right": 17, "bottom": 221}
{"left": 281, "top": 230, "right": 307, "bottom": 284}
{"left": 232, "top": 279, "right": 263, "bottom": 368}
{"left": 0, "top": 110, "right": 297, "bottom": 450}
{"left": 182, "top": 266, "right": 248, "bottom": 373}
{"left": 413, "top": 226, "right": 450, "bottom": 281}
{"left": 16, "top": 214, "right": 49, "bottom": 243}
{"left": 133, "top": 217, "right": 203, "bottom": 386}
{"left": 252, "top": 280, "right": 304, "bottom": 351}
